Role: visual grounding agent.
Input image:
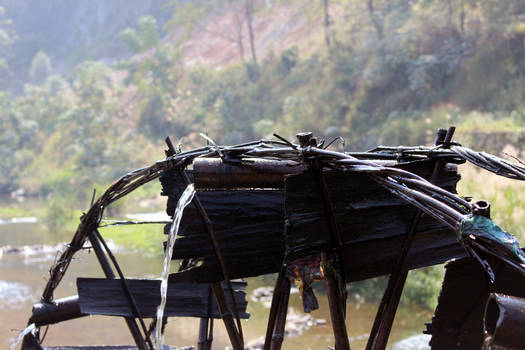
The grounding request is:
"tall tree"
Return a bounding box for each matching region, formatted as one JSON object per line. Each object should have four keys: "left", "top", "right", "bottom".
{"left": 244, "top": 0, "right": 258, "bottom": 64}
{"left": 323, "top": 0, "right": 332, "bottom": 48}
{"left": 367, "top": 0, "right": 384, "bottom": 40}
{"left": 117, "top": 15, "right": 183, "bottom": 138}
{"left": 167, "top": 0, "right": 249, "bottom": 62}
{"left": 29, "top": 51, "right": 52, "bottom": 84}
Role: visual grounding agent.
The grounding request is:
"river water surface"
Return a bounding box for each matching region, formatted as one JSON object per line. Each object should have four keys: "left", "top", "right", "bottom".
{"left": 0, "top": 198, "right": 432, "bottom": 350}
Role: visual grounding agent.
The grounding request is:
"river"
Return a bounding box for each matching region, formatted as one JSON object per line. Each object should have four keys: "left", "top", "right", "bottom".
{"left": 0, "top": 197, "right": 432, "bottom": 350}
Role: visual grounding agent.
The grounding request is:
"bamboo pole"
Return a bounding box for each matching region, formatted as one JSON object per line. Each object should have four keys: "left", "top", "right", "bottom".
{"left": 270, "top": 277, "right": 291, "bottom": 350}
{"left": 180, "top": 171, "right": 244, "bottom": 348}
{"left": 211, "top": 283, "right": 243, "bottom": 350}
{"left": 484, "top": 293, "right": 525, "bottom": 349}
{"left": 29, "top": 296, "right": 83, "bottom": 326}
{"left": 198, "top": 285, "right": 214, "bottom": 350}
{"left": 263, "top": 268, "right": 287, "bottom": 350}
{"left": 322, "top": 251, "right": 351, "bottom": 350}
{"left": 90, "top": 232, "right": 151, "bottom": 350}
{"left": 366, "top": 127, "right": 454, "bottom": 350}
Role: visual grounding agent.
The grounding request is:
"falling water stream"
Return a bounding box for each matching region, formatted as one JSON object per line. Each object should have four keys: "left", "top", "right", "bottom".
{"left": 9, "top": 323, "right": 35, "bottom": 350}
{"left": 155, "top": 184, "right": 196, "bottom": 350}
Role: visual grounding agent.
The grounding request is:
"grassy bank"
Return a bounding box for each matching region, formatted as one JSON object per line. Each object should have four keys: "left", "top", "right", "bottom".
{"left": 0, "top": 206, "right": 40, "bottom": 219}
{"left": 98, "top": 223, "right": 166, "bottom": 256}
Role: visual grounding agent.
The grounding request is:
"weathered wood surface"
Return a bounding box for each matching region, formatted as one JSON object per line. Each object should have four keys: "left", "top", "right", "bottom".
{"left": 30, "top": 295, "right": 83, "bottom": 326}
{"left": 341, "top": 228, "right": 466, "bottom": 282}
{"left": 77, "top": 278, "right": 249, "bottom": 319}
{"left": 429, "top": 253, "right": 525, "bottom": 350}
{"left": 161, "top": 160, "right": 463, "bottom": 283}
{"left": 193, "top": 157, "right": 305, "bottom": 190}
{"left": 484, "top": 293, "right": 525, "bottom": 349}
{"left": 284, "top": 160, "right": 464, "bottom": 281}
{"left": 160, "top": 170, "right": 285, "bottom": 282}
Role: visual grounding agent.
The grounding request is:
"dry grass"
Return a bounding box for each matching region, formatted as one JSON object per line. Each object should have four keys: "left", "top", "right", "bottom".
{"left": 457, "top": 163, "right": 525, "bottom": 244}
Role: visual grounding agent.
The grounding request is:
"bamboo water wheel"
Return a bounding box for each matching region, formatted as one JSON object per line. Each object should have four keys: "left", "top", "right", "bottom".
{"left": 19, "top": 127, "right": 525, "bottom": 350}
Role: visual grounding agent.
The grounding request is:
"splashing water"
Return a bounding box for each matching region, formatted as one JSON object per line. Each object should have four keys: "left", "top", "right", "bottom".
{"left": 155, "top": 184, "right": 195, "bottom": 350}
{"left": 10, "top": 323, "right": 36, "bottom": 350}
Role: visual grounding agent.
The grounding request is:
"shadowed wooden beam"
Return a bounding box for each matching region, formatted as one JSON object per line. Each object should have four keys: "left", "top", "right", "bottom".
{"left": 30, "top": 296, "right": 83, "bottom": 326}
{"left": 77, "top": 278, "right": 249, "bottom": 319}
{"left": 484, "top": 293, "right": 525, "bottom": 349}
{"left": 162, "top": 158, "right": 464, "bottom": 283}
{"left": 428, "top": 252, "right": 525, "bottom": 349}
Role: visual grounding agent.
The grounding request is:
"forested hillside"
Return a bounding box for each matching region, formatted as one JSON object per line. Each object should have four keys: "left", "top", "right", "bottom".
{"left": 1, "top": 0, "right": 525, "bottom": 200}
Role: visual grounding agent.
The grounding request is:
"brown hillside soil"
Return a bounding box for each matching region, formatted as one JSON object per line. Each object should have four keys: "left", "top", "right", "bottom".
{"left": 170, "top": 2, "right": 327, "bottom": 67}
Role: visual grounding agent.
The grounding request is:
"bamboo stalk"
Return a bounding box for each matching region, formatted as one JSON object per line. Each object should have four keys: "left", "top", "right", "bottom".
{"left": 180, "top": 171, "right": 244, "bottom": 348}
{"left": 270, "top": 277, "right": 291, "bottom": 350}
{"left": 211, "top": 283, "right": 243, "bottom": 350}
{"left": 366, "top": 127, "right": 454, "bottom": 350}
{"left": 89, "top": 233, "right": 149, "bottom": 350}
{"left": 484, "top": 293, "right": 525, "bottom": 348}
{"left": 92, "top": 230, "right": 153, "bottom": 350}
{"left": 322, "top": 251, "right": 350, "bottom": 350}
{"left": 263, "top": 269, "right": 287, "bottom": 350}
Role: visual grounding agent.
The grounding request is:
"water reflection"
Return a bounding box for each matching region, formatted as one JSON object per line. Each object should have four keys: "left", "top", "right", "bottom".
{"left": 0, "top": 217, "right": 38, "bottom": 225}
{"left": 0, "top": 281, "right": 34, "bottom": 309}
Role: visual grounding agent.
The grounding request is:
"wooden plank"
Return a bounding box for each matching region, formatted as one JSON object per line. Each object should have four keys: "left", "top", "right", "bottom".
{"left": 429, "top": 253, "right": 525, "bottom": 350}
{"left": 162, "top": 170, "right": 286, "bottom": 281}
{"left": 77, "top": 278, "right": 249, "bottom": 319}
{"left": 342, "top": 230, "right": 466, "bottom": 282}
{"left": 161, "top": 160, "right": 463, "bottom": 282}
{"left": 284, "top": 159, "right": 462, "bottom": 266}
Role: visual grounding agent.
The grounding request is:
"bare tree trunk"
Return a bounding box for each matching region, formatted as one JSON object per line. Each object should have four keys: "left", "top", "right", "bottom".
{"left": 234, "top": 10, "right": 246, "bottom": 62}
{"left": 238, "top": 34, "right": 246, "bottom": 62}
{"left": 245, "top": 0, "right": 257, "bottom": 64}
{"left": 367, "top": 0, "right": 383, "bottom": 40}
{"left": 323, "top": 0, "right": 331, "bottom": 48}
{"left": 447, "top": 0, "right": 453, "bottom": 27}
{"left": 459, "top": 0, "right": 465, "bottom": 34}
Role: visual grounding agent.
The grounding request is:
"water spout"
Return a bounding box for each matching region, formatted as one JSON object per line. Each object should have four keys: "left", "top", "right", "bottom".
{"left": 155, "top": 184, "right": 195, "bottom": 350}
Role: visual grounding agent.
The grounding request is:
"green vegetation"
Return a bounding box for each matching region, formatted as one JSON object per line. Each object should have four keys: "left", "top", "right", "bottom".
{"left": 0, "top": 206, "right": 41, "bottom": 219}
{"left": 29, "top": 51, "right": 52, "bottom": 84}
{"left": 457, "top": 164, "right": 525, "bottom": 241}
{"left": 2, "top": 0, "right": 525, "bottom": 309}
{"left": 98, "top": 223, "right": 166, "bottom": 256}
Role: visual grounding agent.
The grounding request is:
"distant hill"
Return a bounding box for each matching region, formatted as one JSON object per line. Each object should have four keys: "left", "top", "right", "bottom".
{"left": 3, "top": 0, "right": 331, "bottom": 89}
{"left": 3, "top": 0, "right": 172, "bottom": 88}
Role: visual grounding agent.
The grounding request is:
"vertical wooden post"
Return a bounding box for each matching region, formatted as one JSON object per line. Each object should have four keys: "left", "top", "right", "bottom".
{"left": 270, "top": 276, "right": 291, "bottom": 350}
{"left": 88, "top": 233, "right": 149, "bottom": 350}
{"left": 211, "top": 283, "right": 243, "bottom": 350}
{"left": 180, "top": 171, "right": 244, "bottom": 348}
{"left": 264, "top": 268, "right": 287, "bottom": 350}
{"left": 322, "top": 251, "right": 351, "bottom": 350}
{"left": 297, "top": 132, "right": 350, "bottom": 350}
{"left": 198, "top": 285, "right": 214, "bottom": 350}
{"left": 366, "top": 127, "right": 455, "bottom": 350}
{"left": 198, "top": 318, "right": 210, "bottom": 350}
